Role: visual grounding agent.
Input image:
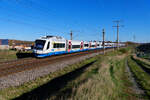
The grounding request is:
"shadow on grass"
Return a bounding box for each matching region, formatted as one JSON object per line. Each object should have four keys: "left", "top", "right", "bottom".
{"left": 13, "top": 60, "right": 96, "bottom": 100}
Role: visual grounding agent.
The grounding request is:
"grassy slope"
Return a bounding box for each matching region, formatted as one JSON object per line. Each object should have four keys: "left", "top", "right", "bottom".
{"left": 128, "top": 56, "right": 150, "bottom": 99}
{"left": 49, "top": 48, "right": 140, "bottom": 100}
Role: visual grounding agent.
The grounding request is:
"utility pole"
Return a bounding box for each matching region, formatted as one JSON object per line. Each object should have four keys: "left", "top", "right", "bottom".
{"left": 133, "top": 34, "right": 136, "bottom": 42}
{"left": 70, "top": 30, "right": 73, "bottom": 40}
{"left": 102, "top": 29, "right": 105, "bottom": 54}
{"left": 113, "top": 20, "right": 123, "bottom": 50}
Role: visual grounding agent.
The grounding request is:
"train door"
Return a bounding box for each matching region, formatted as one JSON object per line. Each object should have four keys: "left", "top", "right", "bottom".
{"left": 80, "top": 41, "right": 83, "bottom": 50}
{"left": 68, "top": 40, "right": 72, "bottom": 52}
{"left": 66, "top": 40, "right": 68, "bottom": 51}
{"left": 89, "top": 42, "right": 91, "bottom": 48}
{"left": 95, "top": 42, "right": 97, "bottom": 48}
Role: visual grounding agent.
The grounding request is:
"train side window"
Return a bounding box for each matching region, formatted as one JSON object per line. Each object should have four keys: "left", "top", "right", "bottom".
{"left": 53, "top": 43, "right": 65, "bottom": 48}
{"left": 56, "top": 43, "right": 58, "bottom": 48}
{"left": 59, "top": 44, "right": 61, "bottom": 48}
{"left": 72, "top": 45, "right": 80, "bottom": 48}
{"left": 63, "top": 44, "right": 65, "bottom": 48}
{"left": 47, "top": 42, "right": 50, "bottom": 49}
{"left": 84, "top": 44, "right": 88, "bottom": 47}
{"left": 54, "top": 44, "right": 56, "bottom": 48}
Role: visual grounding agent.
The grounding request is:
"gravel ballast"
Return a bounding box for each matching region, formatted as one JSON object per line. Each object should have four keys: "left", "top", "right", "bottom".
{"left": 0, "top": 52, "right": 103, "bottom": 90}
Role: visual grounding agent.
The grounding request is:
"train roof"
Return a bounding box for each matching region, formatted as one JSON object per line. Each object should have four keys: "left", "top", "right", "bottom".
{"left": 39, "top": 36, "right": 66, "bottom": 41}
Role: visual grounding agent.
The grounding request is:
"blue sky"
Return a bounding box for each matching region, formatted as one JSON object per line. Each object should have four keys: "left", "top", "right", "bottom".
{"left": 0, "top": 0, "right": 150, "bottom": 42}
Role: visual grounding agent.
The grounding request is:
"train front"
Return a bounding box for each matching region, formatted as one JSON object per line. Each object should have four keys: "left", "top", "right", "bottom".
{"left": 33, "top": 39, "right": 47, "bottom": 57}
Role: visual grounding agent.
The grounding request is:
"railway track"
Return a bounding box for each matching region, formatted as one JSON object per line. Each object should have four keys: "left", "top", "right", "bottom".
{"left": 0, "top": 49, "right": 108, "bottom": 78}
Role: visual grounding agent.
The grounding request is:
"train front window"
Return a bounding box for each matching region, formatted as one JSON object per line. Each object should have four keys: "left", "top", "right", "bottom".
{"left": 35, "top": 40, "right": 46, "bottom": 50}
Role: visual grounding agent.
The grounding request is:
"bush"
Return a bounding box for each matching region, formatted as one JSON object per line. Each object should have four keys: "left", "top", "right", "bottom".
{"left": 119, "top": 48, "right": 128, "bottom": 53}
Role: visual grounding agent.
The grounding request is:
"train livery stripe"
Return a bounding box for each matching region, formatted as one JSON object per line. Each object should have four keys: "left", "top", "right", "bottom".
{"left": 35, "top": 48, "right": 103, "bottom": 57}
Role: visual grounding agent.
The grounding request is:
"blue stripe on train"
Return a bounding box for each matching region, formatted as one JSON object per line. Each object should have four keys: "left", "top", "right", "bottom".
{"left": 35, "top": 47, "right": 104, "bottom": 58}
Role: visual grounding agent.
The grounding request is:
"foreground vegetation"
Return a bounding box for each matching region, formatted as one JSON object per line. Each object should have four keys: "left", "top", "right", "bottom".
{"left": 48, "top": 50, "right": 123, "bottom": 99}
{"left": 48, "top": 48, "right": 140, "bottom": 100}
{"left": 1, "top": 47, "right": 150, "bottom": 100}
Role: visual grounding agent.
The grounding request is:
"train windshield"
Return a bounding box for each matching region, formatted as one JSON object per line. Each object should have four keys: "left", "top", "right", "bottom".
{"left": 35, "top": 40, "right": 46, "bottom": 50}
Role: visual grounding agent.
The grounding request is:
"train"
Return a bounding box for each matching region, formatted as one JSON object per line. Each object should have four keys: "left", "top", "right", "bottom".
{"left": 33, "top": 36, "right": 125, "bottom": 58}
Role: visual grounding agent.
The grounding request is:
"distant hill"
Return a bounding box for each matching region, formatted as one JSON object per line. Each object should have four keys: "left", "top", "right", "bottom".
{"left": 9, "top": 40, "right": 34, "bottom": 46}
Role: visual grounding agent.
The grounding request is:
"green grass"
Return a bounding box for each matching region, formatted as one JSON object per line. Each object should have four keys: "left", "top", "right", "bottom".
{"left": 128, "top": 56, "right": 150, "bottom": 98}
{"left": 141, "top": 54, "right": 150, "bottom": 60}
{"left": 0, "top": 50, "right": 17, "bottom": 62}
{"left": 0, "top": 50, "right": 34, "bottom": 62}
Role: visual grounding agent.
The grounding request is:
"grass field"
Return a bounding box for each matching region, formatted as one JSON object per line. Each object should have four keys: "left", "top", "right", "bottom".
{"left": 0, "top": 50, "right": 17, "bottom": 62}
{"left": 0, "top": 50, "right": 34, "bottom": 62}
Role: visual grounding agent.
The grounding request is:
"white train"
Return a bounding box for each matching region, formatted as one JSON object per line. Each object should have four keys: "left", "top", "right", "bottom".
{"left": 33, "top": 36, "right": 125, "bottom": 57}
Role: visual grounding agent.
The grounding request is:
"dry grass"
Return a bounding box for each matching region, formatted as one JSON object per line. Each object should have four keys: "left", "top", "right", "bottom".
{"left": 68, "top": 60, "right": 115, "bottom": 100}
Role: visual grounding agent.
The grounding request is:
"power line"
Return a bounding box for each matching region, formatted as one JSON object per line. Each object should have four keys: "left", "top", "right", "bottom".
{"left": 133, "top": 34, "right": 136, "bottom": 42}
